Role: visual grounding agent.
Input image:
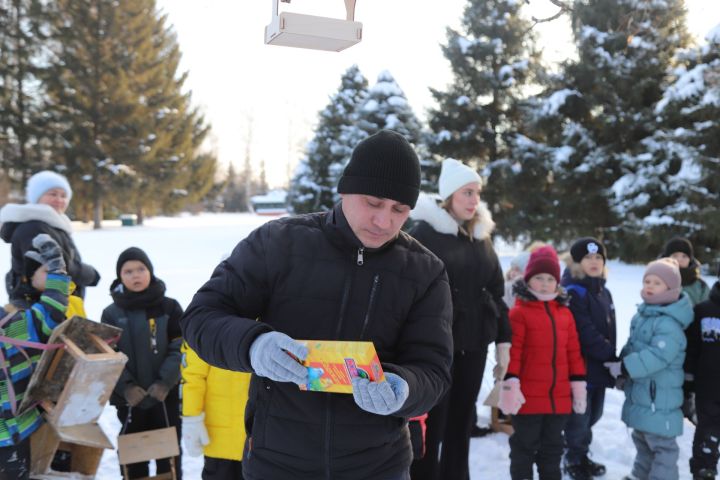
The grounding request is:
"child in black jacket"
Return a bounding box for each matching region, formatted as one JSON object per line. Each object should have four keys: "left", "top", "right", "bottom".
{"left": 101, "top": 247, "right": 183, "bottom": 480}
{"left": 685, "top": 278, "right": 720, "bottom": 479}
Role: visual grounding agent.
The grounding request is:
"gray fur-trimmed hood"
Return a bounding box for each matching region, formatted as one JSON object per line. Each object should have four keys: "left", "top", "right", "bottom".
{"left": 409, "top": 192, "right": 495, "bottom": 240}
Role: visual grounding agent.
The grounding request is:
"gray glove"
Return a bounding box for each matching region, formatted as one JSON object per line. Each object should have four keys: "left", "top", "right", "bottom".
{"left": 249, "top": 332, "right": 308, "bottom": 385}
{"left": 27, "top": 233, "right": 66, "bottom": 273}
{"left": 603, "top": 361, "right": 622, "bottom": 379}
{"left": 351, "top": 372, "right": 409, "bottom": 416}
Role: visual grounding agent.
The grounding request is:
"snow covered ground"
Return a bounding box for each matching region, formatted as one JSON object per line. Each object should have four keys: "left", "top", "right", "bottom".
{"left": 0, "top": 212, "right": 708, "bottom": 479}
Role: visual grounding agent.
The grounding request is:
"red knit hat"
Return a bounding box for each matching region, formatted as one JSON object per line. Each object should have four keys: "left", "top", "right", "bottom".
{"left": 524, "top": 245, "right": 561, "bottom": 283}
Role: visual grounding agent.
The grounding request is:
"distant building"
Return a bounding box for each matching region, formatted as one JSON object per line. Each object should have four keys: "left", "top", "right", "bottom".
{"left": 250, "top": 189, "right": 288, "bottom": 216}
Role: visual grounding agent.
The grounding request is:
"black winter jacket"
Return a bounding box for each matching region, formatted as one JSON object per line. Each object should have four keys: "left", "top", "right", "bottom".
{"left": 561, "top": 267, "right": 617, "bottom": 389}
{"left": 101, "top": 278, "right": 183, "bottom": 409}
{"left": 181, "top": 203, "right": 453, "bottom": 480}
{"left": 686, "top": 281, "right": 720, "bottom": 400}
{"left": 408, "top": 194, "right": 510, "bottom": 351}
{"left": 0, "top": 203, "right": 99, "bottom": 302}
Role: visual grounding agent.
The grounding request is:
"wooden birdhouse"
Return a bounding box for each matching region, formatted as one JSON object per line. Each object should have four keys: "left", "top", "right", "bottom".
{"left": 265, "top": 0, "right": 363, "bottom": 51}
{"left": 22, "top": 316, "right": 127, "bottom": 479}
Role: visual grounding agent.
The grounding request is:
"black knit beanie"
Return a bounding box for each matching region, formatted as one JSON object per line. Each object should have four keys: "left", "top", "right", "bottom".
{"left": 570, "top": 237, "right": 607, "bottom": 263}
{"left": 661, "top": 237, "right": 694, "bottom": 260}
{"left": 116, "top": 247, "right": 154, "bottom": 278}
{"left": 337, "top": 130, "right": 421, "bottom": 208}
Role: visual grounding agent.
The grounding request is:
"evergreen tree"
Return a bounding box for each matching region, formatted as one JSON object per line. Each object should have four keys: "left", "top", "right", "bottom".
{"left": 512, "top": 0, "right": 691, "bottom": 251}
{"left": 45, "top": 0, "right": 215, "bottom": 227}
{"left": 0, "top": 0, "right": 54, "bottom": 185}
{"left": 425, "top": 0, "right": 543, "bottom": 236}
{"left": 289, "top": 65, "right": 368, "bottom": 214}
{"left": 428, "top": 0, "right": 541, "bottom": 166}
{"left": 614, "top": 24, "right": 720, "bottom": 261}
{"left": 347, "top": 70, "right": 435, "bottom": 189}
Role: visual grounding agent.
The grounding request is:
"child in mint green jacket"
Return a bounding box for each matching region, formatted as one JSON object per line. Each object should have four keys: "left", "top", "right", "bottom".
{"left": 605, "top": 258, "right": 693, "bottom": 480}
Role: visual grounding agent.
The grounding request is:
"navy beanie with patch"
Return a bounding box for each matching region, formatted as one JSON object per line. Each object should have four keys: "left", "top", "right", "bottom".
{"left": 337, "top": 130, "right": 421, "bottom": 208}
{"left": 570, "top": 237, "right": 607, "bottom": 264}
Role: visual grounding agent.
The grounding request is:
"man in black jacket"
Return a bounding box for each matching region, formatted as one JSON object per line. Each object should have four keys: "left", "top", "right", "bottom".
{"left": 182, "top": 130, "right": 453, "bottom": 480}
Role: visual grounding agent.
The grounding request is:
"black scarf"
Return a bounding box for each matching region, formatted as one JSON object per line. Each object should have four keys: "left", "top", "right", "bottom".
{"left": 109, "top": 277, "right": 166, "bottom": 313}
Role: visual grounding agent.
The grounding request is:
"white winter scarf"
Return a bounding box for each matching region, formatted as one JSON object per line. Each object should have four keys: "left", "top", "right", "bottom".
{"left": 0, "top": 203, "right": 73, "bottom": 234}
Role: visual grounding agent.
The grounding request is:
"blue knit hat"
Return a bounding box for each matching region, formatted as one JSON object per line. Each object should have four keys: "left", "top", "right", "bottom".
{"left": 26, "top": 171, "right": 73, "bottom": 204}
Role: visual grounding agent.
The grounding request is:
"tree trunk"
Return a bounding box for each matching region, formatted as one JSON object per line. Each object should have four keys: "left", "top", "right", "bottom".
{"left": 92, "top": 181, "right": 102, "bottom": 229}
{"left": 135, "top": 205, "right": 144, "bottom": 226}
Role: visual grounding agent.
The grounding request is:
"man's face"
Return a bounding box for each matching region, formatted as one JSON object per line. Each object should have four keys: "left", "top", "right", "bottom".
{"left": 340, "top": 194, "right": 411, "bottom": 248}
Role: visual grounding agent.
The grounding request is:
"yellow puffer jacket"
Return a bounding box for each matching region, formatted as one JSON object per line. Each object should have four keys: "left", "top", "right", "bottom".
{"left": 181, "top": 343, "right": 251, "bottom": 460}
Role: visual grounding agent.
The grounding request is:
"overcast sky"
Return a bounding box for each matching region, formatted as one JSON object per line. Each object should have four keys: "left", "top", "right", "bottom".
{"left": 156, "top": 0, "right": 720, "bottom": 188}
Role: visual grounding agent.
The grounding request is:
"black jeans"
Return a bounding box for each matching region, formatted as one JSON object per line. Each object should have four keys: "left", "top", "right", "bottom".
{"left": 410, "top": 348, "right": 487, "bottom": 480}
{"left": 564, "top": 386, "right": 605, "bottom": 464}
{"left": 0, "top": 436, "right": 30, "bottom": 480}
{"left": 116, "top": 393, "right": 182, "bottom": 480}
{"left": 691, "top": 395, "right": 720, "bottom": 474}
{"left": 202, "top": 457, "right": 243, "bottom": 480}
{"left": 510, "top": 414, "right": 569, "bottom": 480}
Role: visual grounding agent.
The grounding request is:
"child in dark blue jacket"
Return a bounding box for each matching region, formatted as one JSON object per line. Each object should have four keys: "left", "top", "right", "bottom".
{"left": 561, "top": 237, "right": 617, "bottom": 480}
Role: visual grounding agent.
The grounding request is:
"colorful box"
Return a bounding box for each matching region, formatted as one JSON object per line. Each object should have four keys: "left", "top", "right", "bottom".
{"left": 296, "top": 340, "right": 385, "bottom": 394}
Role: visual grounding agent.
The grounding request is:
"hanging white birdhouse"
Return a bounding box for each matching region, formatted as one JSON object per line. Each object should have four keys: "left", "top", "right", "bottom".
{"left": 265, "top": 0, "right": 363, "bottom": 52}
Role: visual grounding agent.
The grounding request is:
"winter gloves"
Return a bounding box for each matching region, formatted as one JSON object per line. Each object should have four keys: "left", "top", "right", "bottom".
{"left": 123, "top": 385, "right": 147, "bottom": 407}
{"left": 603, "top": 361, "right": 623, "bottom": 378}
{"left": 147, "top": 382, "right": 170, "bottom": 402}
{"left": 493, "top": 342, "right": 511, "bottom": 381}
{"left": 571, "top": 381, "right": 587, "bottom": 414}
{"left": 351, "top": 372, "right": 409, "bottom": 416}
{"left": 498, "top": 378, "right": 525, "bottom": 415}
{"left": 249, "top": 331, "right": 309, "bottom": 385}
{"left": 26, "top": 233, "right": 66, "bottom": 273}
{"left": 182, "top": 413, "right": 210, "bottom": 457}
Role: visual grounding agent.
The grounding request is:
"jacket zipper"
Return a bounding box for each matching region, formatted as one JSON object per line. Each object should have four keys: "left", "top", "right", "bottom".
{"left": 650, "top": 380, "right": 656, "bottom": 412}
{"left": 544, "top": 302, "right": 558, "bottom": 413}
{"left": 325, "top": 249, "right": 361, "bottom": 478}
{"left": 360, "top": 275, "right": 380, "bottom": 340}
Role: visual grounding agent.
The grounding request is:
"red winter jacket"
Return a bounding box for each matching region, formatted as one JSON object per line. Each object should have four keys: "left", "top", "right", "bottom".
{"left": 506, "top": 283, "right": 586, "bottom": 415}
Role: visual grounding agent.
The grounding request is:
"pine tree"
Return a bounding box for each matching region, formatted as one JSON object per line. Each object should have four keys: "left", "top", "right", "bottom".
{"left": 44, "top": 0, "right": 215, "bottom": 227}
{"left": 0, "top": 0, "right": 54, "bottom": 185}
{"left": 347, "top": 70, "right": 433, "bottom": 189}
{"left": 425, "top": 0, "right": 543, "bottom": 236}
{"left": 429, "top": 0, "right": 541, "bottom": 166}
{"left": 289, "top": 65, "right": 368, "bottom": 214}
{"left": 516, "top": 0, "right": 691, "bottom": 252}
{"left": 615, "top": 24, "right": 720, "bottom": 261}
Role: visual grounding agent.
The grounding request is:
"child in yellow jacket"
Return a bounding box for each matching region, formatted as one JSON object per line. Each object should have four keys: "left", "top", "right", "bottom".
{"left": 181, "top": 343, "right": 251, "bottom": 479}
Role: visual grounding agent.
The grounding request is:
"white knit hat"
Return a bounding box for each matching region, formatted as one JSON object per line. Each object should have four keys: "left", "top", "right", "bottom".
{"left": 438, "top": 158, "right": 482, "bottom": 200}
{"left": 26, "top": 171, "right": 73, "bottom": 204}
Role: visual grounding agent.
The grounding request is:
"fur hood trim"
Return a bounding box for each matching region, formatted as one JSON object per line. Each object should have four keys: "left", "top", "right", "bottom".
{"left": 0, "top": 203, "right": 73, "bottom": 234}
{"left": 409, "top": 192, "right": 495, "bottom": 240}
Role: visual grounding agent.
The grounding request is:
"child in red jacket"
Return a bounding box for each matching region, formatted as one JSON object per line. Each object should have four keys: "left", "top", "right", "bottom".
{"left": 499, "top": 246, "right": 587, "bottom": 480}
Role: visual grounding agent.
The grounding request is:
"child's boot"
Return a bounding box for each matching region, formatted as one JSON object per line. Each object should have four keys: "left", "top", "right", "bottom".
{"left": 694, "top": 468, "right": 717, "bottom": 479}
{"left": 581, "top": 455, "right": 606, "bottom": 476}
